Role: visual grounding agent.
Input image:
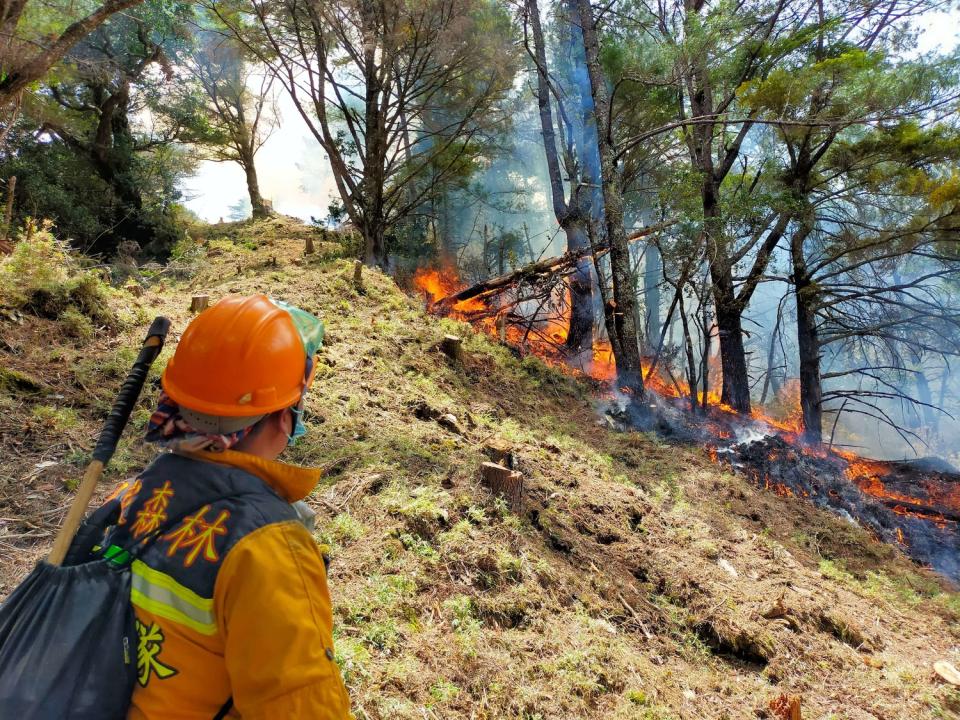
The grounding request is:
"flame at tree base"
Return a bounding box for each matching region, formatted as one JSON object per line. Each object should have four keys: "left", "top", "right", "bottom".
{"left": 413, "top": 265, "right": 960, "bottom": 580}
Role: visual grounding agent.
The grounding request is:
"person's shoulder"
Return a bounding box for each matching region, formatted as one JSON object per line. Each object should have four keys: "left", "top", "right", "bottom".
{"left": 213, "top": 520, "right": 330, "bottom": 611}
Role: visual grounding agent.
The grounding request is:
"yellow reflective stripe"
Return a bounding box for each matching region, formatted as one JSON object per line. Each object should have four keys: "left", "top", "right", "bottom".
{"left": 130, "top": 560, "right": 217, "bottom": 636}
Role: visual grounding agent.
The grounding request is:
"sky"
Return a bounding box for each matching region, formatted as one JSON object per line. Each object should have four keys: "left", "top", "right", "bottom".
{"left": 181, "top": 8, "right": 960, "bottom": 224}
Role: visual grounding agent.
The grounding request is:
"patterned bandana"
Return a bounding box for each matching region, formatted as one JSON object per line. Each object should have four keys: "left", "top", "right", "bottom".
{"left": 145, "top": 390, "right": 257, "bottom": 452}
{"left": 146, "top": 298, "right": 324, "bottom": 452}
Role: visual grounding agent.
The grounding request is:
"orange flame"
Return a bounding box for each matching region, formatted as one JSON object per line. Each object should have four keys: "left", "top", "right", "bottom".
{"left": 413, "top": 265, "right": 958, "bottom": 531}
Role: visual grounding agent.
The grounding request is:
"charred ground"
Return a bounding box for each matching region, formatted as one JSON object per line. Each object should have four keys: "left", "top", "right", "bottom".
{"left": 1, "top": 218, "right": 959, "bottom": 719}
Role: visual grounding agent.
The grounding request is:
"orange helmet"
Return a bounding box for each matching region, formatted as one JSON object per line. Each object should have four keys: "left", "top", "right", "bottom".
{"left": 162, "top": 295, "right": 316, "bottom": 421}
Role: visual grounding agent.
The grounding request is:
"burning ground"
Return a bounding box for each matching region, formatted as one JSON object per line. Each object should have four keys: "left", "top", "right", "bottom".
{"left": 415, "top": 266, "right": 960, "bottom": 586}
{"left": 2, "top": 219, "right": 960, "bottom": 718}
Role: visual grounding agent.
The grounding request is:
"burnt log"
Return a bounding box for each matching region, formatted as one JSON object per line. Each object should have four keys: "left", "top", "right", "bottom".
{"left": 879, "top": 498, "right": 960, "bottom": 524}
{"left": 434, "top": 221, "right": 675, "bottom": 312}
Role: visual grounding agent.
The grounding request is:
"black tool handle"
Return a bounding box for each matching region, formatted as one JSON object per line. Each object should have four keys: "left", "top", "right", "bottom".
{"left": 91, "top": 316, "right": 171, "bottom": 464}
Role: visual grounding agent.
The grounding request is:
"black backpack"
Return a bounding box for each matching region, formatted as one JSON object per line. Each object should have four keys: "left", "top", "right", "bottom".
{"left": 0, "top": 497, "right": 236, "bottom": 719}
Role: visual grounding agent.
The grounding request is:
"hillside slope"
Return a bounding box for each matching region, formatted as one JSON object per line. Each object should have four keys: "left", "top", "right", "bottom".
{"left": 1, "top": 219, "right": 959, "bottom": 719}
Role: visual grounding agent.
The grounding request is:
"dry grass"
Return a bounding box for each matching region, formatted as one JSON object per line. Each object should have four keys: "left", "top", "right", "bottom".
{"left": 1, "top": 218, "right": 959, "bottom": 719}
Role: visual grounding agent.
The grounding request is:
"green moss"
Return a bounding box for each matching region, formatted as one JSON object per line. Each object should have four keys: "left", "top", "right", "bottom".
{"left": 0, "top": 233, "right": 117, "bottom": 327}
{"left": 443, "top": 594, "right": 482, "bottom": 648}
{"left": 397, "top": 532, "right": 439, "bottom": 562}
{"left": 61, "top": 307, "right": 94, "bottom": 341}
{"left": 321, "top": 512, "right": 365, "bottom": 547}
{"left": 381, "top": 482, "right": 451, "bottom": 538}
{"left": 428, "top": 679, "right": 460, "bottom": 704}
{"left": 31, "top": 405, "right": 81, "bottom": 431}
{"left": 0, "top": 366, "right": 44, "bottom": 394}
{"left": 332, "top": 634, "right": 371, "bottom": 686}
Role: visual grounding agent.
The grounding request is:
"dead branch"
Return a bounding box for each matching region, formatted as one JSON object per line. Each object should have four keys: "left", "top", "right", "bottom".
{"left": 434, "top": 220, "right": 675, "bottom": 311}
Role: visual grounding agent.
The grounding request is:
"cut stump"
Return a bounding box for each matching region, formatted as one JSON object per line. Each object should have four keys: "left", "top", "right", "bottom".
{"left": 439, "top": 335, "right": 463, "bottom": 364}
{"left": 482, "top": 441, "right": 514, "bottom": 469}
{"left": 480, "top": 462, "right": 523, "bottom": 510}
{"left": 769, "top": 694, "right": 801, "bottom": 720}
{"left": 934, "top": 660, "right": 960, "bottom": 686}
{"left": 190, "top": 295, "right": 210, "bottom": 313}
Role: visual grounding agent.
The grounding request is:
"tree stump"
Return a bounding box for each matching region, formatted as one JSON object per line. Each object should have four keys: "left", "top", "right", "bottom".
{"left": 305, "top": 234, "right": 315, "bottom": 254}
{"left": 482, "top": 441, "right": 514, "bottom": 469}
{"left": 190, "top": 295, "right": 210, "bottom": 313}
{"left": 769, "top": 694, "right": 802, "bottom": 720}
{"left": 439, "top": 335, "right": 463, "bottom": 364}
{"left": 480, "top": 462, "right": 523, "bottom": 510}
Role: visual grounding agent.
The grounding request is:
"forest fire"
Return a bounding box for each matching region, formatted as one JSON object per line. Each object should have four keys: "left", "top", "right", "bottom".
{"left": 414, "top": 265, "right": 960, "bottom": 583}
{"left": 414, "top": 267, "right": 619, "bottom": 381}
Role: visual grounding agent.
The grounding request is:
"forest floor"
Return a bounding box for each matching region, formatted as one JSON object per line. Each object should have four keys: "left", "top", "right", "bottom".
{"left": 1, "top": 217, "right": 959, "bottom": 719}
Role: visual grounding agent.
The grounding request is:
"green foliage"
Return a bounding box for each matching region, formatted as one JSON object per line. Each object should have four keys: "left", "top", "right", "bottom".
{"left": 0, "top": 231, "right": 117, "bottom": 328}
{"left": 2, "top": 1, "right": 196, "bottom": 258}
{"left": 60, "top": 307, "right": 94, "bottom": 341}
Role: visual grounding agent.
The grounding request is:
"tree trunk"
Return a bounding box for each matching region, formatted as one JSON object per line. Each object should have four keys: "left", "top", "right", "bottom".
{"left": 363, "top": 222, "right": 387, "bottom": 268}
{"left": 243, "top": 158, "right": 268, "bottom": 220}
{"left": 714, "top": 286, "right": 752, "bottom": 412}
{"left": 791, "top": 226, "right": 822, "bottom": 445}
{"left": 703, "top": 181, "right": 751, "bottom": 412}
{"left": 643, "top": 243, "right": 662, "bottom": 354}
{"left": 527, "top": 0, "right": 594, "bottom": 360}
{"left": 575, "top": 0, "right": 644, "bottom": 397}
{"left": 361, "top": 5, "right": 388, "bottom": 269}
{"left": 564, "top": 221, "right": 593, "bottom": 357}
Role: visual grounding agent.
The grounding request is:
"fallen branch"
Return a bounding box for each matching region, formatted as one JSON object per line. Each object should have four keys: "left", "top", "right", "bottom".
{"left": 435, "top": 220, "right": 675, "bottom": 311}
{"left": 879, "top": 498, "right": 960, "bottom": 524}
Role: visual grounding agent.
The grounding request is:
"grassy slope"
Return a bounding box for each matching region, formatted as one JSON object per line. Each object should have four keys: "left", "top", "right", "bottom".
{"left": 1, "top": 218, "right": 959, "bottom": 719}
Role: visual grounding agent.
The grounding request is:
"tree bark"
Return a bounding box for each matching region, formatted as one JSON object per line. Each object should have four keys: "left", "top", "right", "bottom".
{"left": 361, "top": 3, "right": 388, "bottom": 269}
{"left": 574, "top": 0, "right": 644, "bottom": 397}
{"left": 526, "top": 0, "right": 593, "bottom": 358}
{"left": 565, "top": 222, "right": 594, "bottom": 357}
{"left": 643, "top": 243, "right": 662, "bottom": 354}
{"left": 242, "top": 155, "right": 268, "bottom": 220}
{"left": 0, "top": 0, "right": 146, "bottom": 108}
{"left": 791, "top": 225, "right": 821, "bottom": 444}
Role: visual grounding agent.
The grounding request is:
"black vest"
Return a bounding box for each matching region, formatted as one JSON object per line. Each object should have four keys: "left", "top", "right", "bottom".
{"left": 103, "top": 452, "right": 297, "bottom": 600}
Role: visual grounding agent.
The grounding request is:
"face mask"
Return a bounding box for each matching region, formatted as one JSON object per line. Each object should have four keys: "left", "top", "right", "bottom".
{"left": 288, "top": 405, "right": 307, "bottom": 446}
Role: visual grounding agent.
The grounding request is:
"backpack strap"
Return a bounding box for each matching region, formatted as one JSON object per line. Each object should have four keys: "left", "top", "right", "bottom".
{"left": 213, "top": 697, "right": 233, "bottom": 720}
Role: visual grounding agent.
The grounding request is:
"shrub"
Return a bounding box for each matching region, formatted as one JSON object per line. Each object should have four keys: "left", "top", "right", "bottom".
{"left": 0, "top": 229, "right": 117, "bottom": 329}
{"left": 61, "top": 307, "right": 94, "bottom": 341}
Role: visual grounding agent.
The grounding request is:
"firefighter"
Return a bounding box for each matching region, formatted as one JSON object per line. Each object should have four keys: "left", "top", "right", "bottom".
{"left": 98, "top": 294, "right": 352, "bottom": 719}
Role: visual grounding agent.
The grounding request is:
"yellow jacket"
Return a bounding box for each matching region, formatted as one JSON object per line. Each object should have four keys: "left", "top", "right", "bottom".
{"left": 103, "top": 449, "right": 352, "bottom": 719}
